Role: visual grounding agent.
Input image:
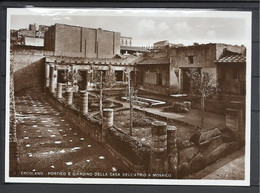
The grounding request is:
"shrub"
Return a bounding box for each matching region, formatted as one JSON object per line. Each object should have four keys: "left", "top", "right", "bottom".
{"left": 164, "top": 102, "right": 189, "bottom": 113}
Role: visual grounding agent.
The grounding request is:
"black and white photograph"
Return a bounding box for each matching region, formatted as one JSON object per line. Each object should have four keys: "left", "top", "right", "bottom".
{"left": 6, "top": 8, "right": 251, "bottom": 185}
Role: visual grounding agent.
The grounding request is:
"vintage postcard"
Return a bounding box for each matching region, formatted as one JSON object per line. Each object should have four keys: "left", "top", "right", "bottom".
{"left": 6, "top": 8, "right": 251, "bottom": 185}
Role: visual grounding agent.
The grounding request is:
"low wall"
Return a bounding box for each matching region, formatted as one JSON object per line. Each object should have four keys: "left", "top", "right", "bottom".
{"left": 46, "top": 92, "right": 103, "bottom": 143}
{"left": 134, "top": 108, "right": 201, "bottom": 130}
{"left": 105, "top": 127, "right": 150, "bottom": 173}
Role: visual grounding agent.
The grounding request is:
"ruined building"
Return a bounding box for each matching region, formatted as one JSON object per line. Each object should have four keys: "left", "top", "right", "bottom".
{"left": 136, "top": 43, "right": 246, "bottom": 99}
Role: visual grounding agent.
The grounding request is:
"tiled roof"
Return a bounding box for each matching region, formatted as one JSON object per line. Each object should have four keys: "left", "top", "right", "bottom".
{"left": 217, "top": 54, "right": 246, "bottom": 63}
{"left": 120, "top": 46, "right": 149, "bottom": 52}
{"left": 137, "top": 58, "right": 170, "bottom": 65}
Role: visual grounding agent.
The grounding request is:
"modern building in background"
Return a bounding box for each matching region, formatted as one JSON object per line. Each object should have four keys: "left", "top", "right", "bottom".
{"left": 44, "top": 24, "right": 121, "bottom": 58}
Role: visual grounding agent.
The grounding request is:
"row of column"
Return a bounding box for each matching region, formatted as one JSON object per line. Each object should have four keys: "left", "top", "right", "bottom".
{"left": 53, "top": 81, "right": 89, "bottom": 115}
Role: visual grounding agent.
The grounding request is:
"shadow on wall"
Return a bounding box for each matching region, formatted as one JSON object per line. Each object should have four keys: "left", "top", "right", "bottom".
{"left": 14, "top": 58, "right": 45, "bottom": 93}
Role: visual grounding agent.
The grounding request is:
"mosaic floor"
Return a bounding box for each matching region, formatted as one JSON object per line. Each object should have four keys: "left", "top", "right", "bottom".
{"left": 14, "top": 92, "right": 129, "bottom": 178}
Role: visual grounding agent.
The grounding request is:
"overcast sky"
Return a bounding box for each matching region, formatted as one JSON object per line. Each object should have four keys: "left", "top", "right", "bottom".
{"left": 9, "top": 8, "right": 251, "bottom": 47}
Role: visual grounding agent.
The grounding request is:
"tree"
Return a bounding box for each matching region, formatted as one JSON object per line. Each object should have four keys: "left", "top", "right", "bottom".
{"left": 187, "top": 69, "right": 219, "bottom": 128}
{"left": 123, "top": 67, "right": 138, "bottom": 136}
{"left": 93, "top": 65, "right": 116, "bottom": 122}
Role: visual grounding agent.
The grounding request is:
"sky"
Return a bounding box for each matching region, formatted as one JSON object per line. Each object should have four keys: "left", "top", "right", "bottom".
{"left": 9, "top": 8, "right": 251, "bottom": 47}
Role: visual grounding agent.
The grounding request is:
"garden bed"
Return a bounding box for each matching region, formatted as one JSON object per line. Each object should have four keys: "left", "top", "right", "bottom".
{"left": 113, "top": 109, "right": 203, "bottom": 146}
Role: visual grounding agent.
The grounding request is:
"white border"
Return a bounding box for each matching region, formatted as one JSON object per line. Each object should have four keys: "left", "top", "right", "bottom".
{"left": 5, "top": 8, "right": 252, "bottom": 186}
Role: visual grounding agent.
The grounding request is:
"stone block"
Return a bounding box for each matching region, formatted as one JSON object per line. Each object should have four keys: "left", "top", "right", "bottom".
{"left": 206, "top": 143, "right": 229, "bottom": 165}
{"left": 179, "top": 146, "right": 199, "bottom": 163}
{"left": 189, "top": 153, "right": 205, "bottom": 174}
{"left": 178, "top": 162, "right": 190, "bottom": 178}
{"left": 198, "top": 128, "right": 221, "bottom": 145}
{"left": 183, "top": 101, "right": 191, "bottom": 110}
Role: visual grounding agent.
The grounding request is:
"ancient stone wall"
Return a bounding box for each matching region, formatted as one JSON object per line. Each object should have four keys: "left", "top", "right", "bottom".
{"left": 12, "top": 49, "right": 54, "bottom": 92}
{"left": 170, "top": 44, "right": 217, "bottom": 68}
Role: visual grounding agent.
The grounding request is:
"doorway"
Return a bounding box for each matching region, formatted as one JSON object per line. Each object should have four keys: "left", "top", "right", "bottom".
{"left": 78, "top": 70, "right": 87, "bottom": 90}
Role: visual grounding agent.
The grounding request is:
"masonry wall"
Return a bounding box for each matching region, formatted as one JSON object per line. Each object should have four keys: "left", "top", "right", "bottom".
{"left": 170, "top": 44, "right": 217, "bottom": 68}
{"left": 12, "top": 49, "right": 54, "bottom": 92}
{"left": 45, "top": 24, "right": 120, "bottom": 58}
{"left": 138, "top": 65, "right": 170, "bottom": 95}
{"left": 44, "top": 25, "right": 55, "bottom": 51}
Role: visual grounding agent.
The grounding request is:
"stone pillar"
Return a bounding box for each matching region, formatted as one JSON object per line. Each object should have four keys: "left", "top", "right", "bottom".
{"left": 80, "top": 91, "right": 88, "bottom": 114}
{"left": 49, "top": 64, "right": 57, "bottom": 94}
{"left": 65, "top": 87, "right": 73, "bottom": 105}
{"left": 53, "top": 66, "right": 58, "bottom": 91}
{"left": 150, "top": 121, "right": 168, "bottom": 174}
{"left": 167, "top": 125, "right": 178, "bottom": 178}
{"left": 102, "top": 109, "right": 113, "bottom": 142}
{"left": 45, "top": 64, "right": 50, "bottom": 89}
{"left": 226, "top": 101, "right": 245, "bottom": 143}
{"left": 57, "top": 83, "right": 63, "bottom": 99}
{"left": 49, "top": 65, "right": 55, "bottom": 93}
{"left": 178, "top": 68, "right": 182, "bottom": 93}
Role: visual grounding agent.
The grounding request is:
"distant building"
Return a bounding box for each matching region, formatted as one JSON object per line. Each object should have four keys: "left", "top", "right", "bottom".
{"left": 153, "top": 40, "right": 169, "bottom": 48}
{"left": 44, "top": 24, "right": 121, "bottom": 58}
{"left": 36, "top": 25, "right": 50, "bottom": 38}
{"left": 12, "top": 24, "right": 49, "bottom": 47}
{"left": 120, "top": 46, "right": 149, "bottom": 55}
{"left": 120, "top": 36, "right": 132, "bottom": 46}
{"left": 23, "top": 36, "right": 44, "bottom": 47}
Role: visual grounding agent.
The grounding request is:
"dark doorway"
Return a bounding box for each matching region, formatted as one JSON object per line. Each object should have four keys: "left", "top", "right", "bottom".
{"left": 115, "top": 70, "right": 123, "bottom": 81}
{"left": 156, "top": 73, "right": 162, "bottom": 86}
{"left": 57, "top": 69, "right": 67, "bottom": 83}
{"left": 78, "top": 70, "right": 87, "bottom": 90}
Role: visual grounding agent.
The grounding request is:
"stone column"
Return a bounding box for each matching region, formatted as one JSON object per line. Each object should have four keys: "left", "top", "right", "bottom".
{"left": 49, "top": 64, "right": 57, "bottom": 94}
{"left": 102, "top": 108, "right": 113, "bottom": 142}
{"left": 167, "top": 125, "right": 178, "bottom": 178}
{"left": 53, "top": 66, "right": 58, "bottom": 91}
{"left": 65, "top": 87, "right": 73, "bottom": 105}
{"left": 49, "top": 64, "right": 55, "bottom": 93}
{"left": 80, "top": 91, "right": 88, "bottom": 114}
{"left": 45, "top": 64, "right": 50, "bottom": 89}
{"left": 150, "top": 121, "right": 168, "bottom": 174}
{"left": 178, "top": 68, "right": 182, "bottom": 93}
{"left": 57, "top": 83, "right": 63, "bottom": 99}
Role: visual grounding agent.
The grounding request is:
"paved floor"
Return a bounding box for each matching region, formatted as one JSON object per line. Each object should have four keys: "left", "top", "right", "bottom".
{"left": 15, "top": 92, "right": 128, "bottom": 178}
